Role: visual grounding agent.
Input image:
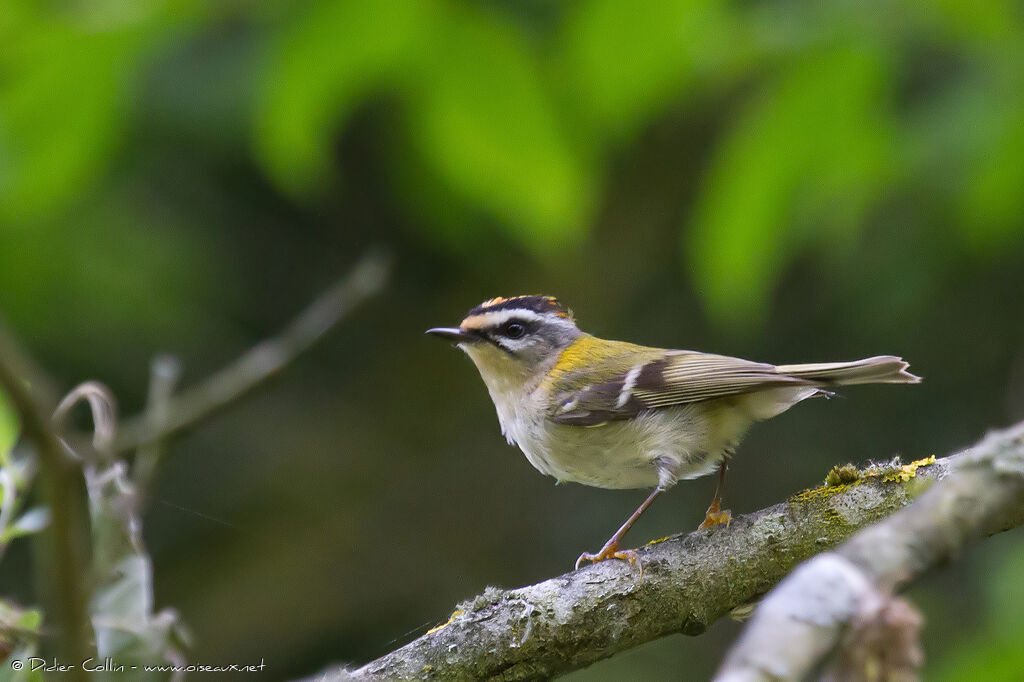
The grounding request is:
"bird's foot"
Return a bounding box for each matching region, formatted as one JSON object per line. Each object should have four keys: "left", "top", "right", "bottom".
{"left": 574, "top": 542, "right": 639, "bottom": 571}
{"left": 699, "top": 499, "right": 733, "bottom": 529}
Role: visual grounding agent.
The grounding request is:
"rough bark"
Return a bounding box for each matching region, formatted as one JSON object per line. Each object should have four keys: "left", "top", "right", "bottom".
{"left": 715, "top": 421, "right": 1024, "bottom": 681}
{"left": 326, "top": 450, "right": 966, "bottom": 681}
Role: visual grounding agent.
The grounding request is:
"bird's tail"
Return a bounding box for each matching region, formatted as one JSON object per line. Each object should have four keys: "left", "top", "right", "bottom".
{"left": 776, "top": 356, "right": 921, "bottom": 386}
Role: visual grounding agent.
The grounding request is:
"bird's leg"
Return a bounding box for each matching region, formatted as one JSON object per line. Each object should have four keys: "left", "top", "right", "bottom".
{"left": 575, "top": 487, "right": 663, "bottom": 570}
{"left": 699, "top": 458, "right": 732, "bottom": 529}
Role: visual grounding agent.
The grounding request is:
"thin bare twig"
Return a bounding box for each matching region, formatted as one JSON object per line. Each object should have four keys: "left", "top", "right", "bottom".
{"left": 0, "top": 248, "right": 389, "bottom": 676}
{"left": 114, "top": 249, "right": 391, "bottom": 453}
{"left": 0, "top": 324, "right": 93, "bottom": 680}
{"left": 133, "top": 354, "right": 183, "bottom": 502}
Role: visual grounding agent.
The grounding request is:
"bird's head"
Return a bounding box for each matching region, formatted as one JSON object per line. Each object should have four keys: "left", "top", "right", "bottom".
{"left": 426, "top": 295, "right": 582, "bottom": 390}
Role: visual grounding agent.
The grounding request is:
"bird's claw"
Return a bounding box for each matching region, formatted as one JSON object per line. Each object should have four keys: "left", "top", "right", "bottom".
{"left": 699, "top": 507, "right": 733, "bottom": 529}
{"left": 574, "top": 544, "right": 641, "bottom": 574}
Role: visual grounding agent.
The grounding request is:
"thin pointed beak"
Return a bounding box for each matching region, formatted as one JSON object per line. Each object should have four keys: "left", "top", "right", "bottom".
{"left": 425, "top": 327, "right": 476, "bottom": 343}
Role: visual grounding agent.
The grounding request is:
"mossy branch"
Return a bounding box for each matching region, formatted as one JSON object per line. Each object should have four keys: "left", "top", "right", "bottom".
{"left": 715, "top": 421, "right": 1024, "bottom": 681}
{"left": 320, "top": 447, "right": 971, "bottom": 681}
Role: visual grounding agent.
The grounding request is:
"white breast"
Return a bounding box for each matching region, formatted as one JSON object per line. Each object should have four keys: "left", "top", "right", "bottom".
{"left": 491, "top": 387, "right": 737, "bottom": 490}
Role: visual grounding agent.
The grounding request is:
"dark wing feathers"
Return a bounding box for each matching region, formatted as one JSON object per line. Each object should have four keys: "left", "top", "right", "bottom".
{"left": 548, "top": 350, "right": 810, "bottom": 426}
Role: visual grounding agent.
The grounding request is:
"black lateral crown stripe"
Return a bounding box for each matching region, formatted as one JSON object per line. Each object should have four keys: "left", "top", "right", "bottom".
{"left": 467, "top": 295, "right": 570, "bottom": 318}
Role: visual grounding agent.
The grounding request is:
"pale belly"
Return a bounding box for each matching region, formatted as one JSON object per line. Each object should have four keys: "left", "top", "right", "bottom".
{"left": 486, "top": 375, "right": 817, "bottom": 491}
{"left": 505, "top": 404, "right": 745, "bottom": 490}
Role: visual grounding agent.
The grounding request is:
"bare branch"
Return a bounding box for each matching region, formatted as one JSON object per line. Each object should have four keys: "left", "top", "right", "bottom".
{"left": 114, "top": 249, "right": 391, "bottom": 453}
{"left": 320, "top": 447, "right": 978, "bottom": 681}
{"left": 715, "top": 421, "right": 1024, "bottom": 682}
{"left": 0, "top": 324, "right": 94, "bottom": 679}
{"left": 133, "top": 354, "right": 183, "bottom": 502}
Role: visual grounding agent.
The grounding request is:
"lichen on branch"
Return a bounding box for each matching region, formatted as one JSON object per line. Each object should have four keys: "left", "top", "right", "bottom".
{"left": 716, "top": 423, "right": 1024, "bottom": 681}
{"left": 324, "top": 453, "right": 961, "bottom": 681}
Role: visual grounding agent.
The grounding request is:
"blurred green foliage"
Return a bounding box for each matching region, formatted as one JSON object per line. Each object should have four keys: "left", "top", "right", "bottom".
{"left": 4, "top": 0, "right": 1022, "bottom": 326}
{"left": 1, "top": 0, "right": 1023, "bottom": 679}
{"left": 932, "top": 541, "right": 1024, "bottom": 680}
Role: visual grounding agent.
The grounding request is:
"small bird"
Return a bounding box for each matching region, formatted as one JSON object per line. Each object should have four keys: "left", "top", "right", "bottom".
{"left": 427, "top": 295, "right": 920, "bottom": 569}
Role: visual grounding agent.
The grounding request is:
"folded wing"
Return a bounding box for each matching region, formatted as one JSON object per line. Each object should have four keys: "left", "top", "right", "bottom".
{"left": 548, "top": 348, "right": 917, "bottom": 427}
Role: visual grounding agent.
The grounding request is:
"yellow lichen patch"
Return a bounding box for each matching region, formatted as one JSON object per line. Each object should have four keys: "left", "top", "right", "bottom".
{"left": 426, "top": 610, "right": 464, "bottom": 635}
{"left": 792, "top": 455, "right": 938, "bottom": 506}
{"left": 643, "top": 535, "right": 673, "bottom": 547}
{"left": 883, "top": 455, "right": 936, "bottom": 483}
{"left": 789, "top": 480, "right": 860, "bottom": 505}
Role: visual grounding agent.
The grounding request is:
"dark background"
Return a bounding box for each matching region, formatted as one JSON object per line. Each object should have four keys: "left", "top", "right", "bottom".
{"left": 2, "top": 1, "right": 1023, "bottom": 679}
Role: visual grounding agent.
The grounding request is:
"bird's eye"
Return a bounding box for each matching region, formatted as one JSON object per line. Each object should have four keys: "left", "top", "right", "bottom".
{"left": 502, "top": 322, "right": 526, "bottom": 339}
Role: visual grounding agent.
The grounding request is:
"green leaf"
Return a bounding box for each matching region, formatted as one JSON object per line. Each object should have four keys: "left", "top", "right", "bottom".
{"left": 0, "top": 6, "right": 166, "bottom": 223}
{"left": 0, "top": 508, "right": 50, "bottom": 543}
{"left": 0, "top": 389, "right": 18, "bottom": 465}
{"left": 257, "top": 2, "right": 592, "bottom": 252}
{"left": 404, "top": 6, "right": 592, "bottom": 252}
{"left": 957, "top": 95, "right": 1024, "bottom": 251}
{"left": 14, "top": 610, "right": 41, "bottom": 632}
{"left": 687, "top": 46, "right": 894, "bottom": 329}
{"left": 255, "top": 0, "right": 428, "bottom": 196}
{"left": 559, "top": 0, "right": 740, "bottom": 142}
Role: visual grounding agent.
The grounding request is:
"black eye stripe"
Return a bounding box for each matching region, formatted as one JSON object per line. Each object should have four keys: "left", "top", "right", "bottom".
{"left": 485, "top": 319, "right": 533, "bottom": 343}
